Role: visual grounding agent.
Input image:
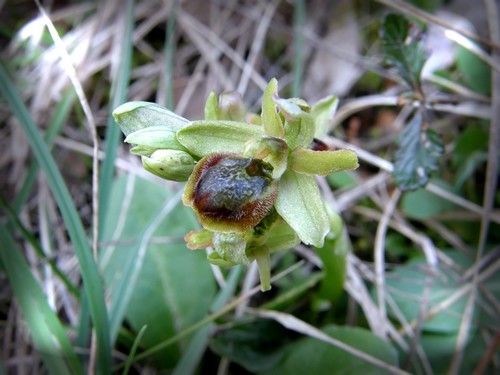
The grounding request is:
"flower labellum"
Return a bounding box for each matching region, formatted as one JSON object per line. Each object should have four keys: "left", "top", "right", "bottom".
{"left": 183, "top": 153, "right": 278, "bottom": 233}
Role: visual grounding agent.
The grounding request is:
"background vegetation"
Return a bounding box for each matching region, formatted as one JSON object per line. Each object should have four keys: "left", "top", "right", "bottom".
{"left": 0, "top": 0, "right": 498, "bottom": 374}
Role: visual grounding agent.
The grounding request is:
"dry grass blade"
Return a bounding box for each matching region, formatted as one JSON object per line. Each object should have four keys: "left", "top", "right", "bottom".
{"left": 249, "top": 308, "right": 411, "bottom": 375}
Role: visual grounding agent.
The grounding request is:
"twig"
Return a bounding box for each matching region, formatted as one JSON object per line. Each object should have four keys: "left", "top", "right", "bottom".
{"left": 237, "top": 0, "right": 279, "bottom": 95}
{"left": 326, "top": 136, "right": 500, "bottom": 225}
{"left": 374, "top": 188, "right": 402, "bottom": 339}
{"left": 449, "top": 0, "right": 500, "bottom": 372}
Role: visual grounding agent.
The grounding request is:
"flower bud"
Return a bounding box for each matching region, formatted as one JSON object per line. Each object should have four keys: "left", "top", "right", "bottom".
{"left": 183, "top": 153, "right": 278, "bottom": 233}
{"left": 142, "top": 149, "right": 195, "bottom": 181}
{"left": 218, "top": 91, "right": 246, "bottom": 121}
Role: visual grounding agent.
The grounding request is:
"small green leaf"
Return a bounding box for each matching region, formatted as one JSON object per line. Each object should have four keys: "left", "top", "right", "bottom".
{"left": 141, "top": 150, "right": 195, "bottom": 181}
{"left": 113, "top": 101, "right": 189, "bottom": 136}
{"left": 275, "top": 169, "right": 329, "bottom": 247}
{"left": 177, "top": 121, "right": 264, "bottom": 157}
{"left": 393, "top": 111, "right": 444, "bottom": 191}
{"left": 311, "top": 95, "right": 338, "bottom": 139}
{"left": 261, "top": 78, "right": 284, "bottom": 138}
{"left": 125, "top": 126, "right": 188, "bottom": 155}
{"left": 291, "top": 148, "right": 358, "bottom": 176}
{"left": 380, "top": 13, "right": 426, "bottom": 89}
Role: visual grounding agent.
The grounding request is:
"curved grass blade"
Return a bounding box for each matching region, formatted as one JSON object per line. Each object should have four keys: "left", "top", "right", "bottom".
{"left": 98, "top": 0, "right": 135, "bottom": 234}
{"left": 0, "top": 225, "right": 83, "bottom": 375}
{"left": 0, "top": 64, "right": 111, "bottom": 374}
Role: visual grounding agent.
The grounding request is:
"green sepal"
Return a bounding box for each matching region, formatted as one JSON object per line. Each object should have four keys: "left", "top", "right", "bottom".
{"left": 312, "top": 95, "right": 338, "bottom": 139}
{"left": 261, "top": 78, "right": 284, "bottom": 138}
{"left": 141, "top": 150, "right": 195, "bottom": 181}
{"left": 213, "top": 232, "right": 251, "bottom": 265}
{"left": 184, "top": 229, "right": 213, "bottom": 250}
{"left": 125, "top": 126, "right": 188, "bottom": 156}
{"left": 243, "top": 136, "right": 288, "bottom": 179}
{"left": 112, "top": 101, "right": 188, "bottom": 136}
{"left": 177, "top": 120, "right": 264, "bottom": 157}
{"left": 291, "top": 148, "right": 359, "bottom": 176}
{"left": 275, "top": 169, "right": 329, "bottom": 247}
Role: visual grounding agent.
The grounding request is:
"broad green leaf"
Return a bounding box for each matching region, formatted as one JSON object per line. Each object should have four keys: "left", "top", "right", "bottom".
{"left": 290, "top": 148, "right": 358, "bottom": 176}
{"left": 210, "top": 318, "right": 290, "bottom": 373}
{"left": 385, "top": 252, "right": 477, "bottom": 334}
{"left": 275, "top": 169, "right": 329, "bottom": 247}
{"left": 125, "top": 126, "right": 188, "bottom": 155}
{"left": 311, "top": 95, "right": 338, "bottom": 138}
{"left": 176, "top": 120, "right": 264, "bottom": 157}
{"left": 456, "top": 45, "right": 491, "bottom": 95}
{"left": 261, "top": 78, "right": 284, "bottom": 138}
{"left": 392, "top": 111, "right": 444, "bottom": 191}
{"left": 315, "top": 209, "right": 349, "bottom": 303}
{"left": 419, "top": 331, "right": 486, "bottom": 375}
{"left": 261, "top": 325, "right": 399, "bottom": 375}
{"left": 101, "top": 176, "right": 217, "bottom": 370}
{"left": 113, "top": 101, "right": 189, "bottom": 136}
{"left": 380, "top": 13, "right": 426, "bottom": 89}
{"left": 400, "top": 179, "right": 456, "bottom": 218}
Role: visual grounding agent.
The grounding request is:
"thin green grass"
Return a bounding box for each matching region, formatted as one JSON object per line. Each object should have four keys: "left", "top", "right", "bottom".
{"left": 0, "top": 64, "right": 111, "bottom": 375}
{"left": 0, "top": 225, "right": 83, "bottom": 375}
{"left": 98, "top": 0, "right": 135, "bottom": 235}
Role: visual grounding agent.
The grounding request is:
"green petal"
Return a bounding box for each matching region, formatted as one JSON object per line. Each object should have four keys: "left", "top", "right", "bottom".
{"left": 273, "top": 97, "right": 315, "bottom": 149}
{"left": 177, "top": 120, "right": 264, "bottom": 157}
{"left": 275, "top": 169, "right": 329, "bottom": 247}
{"left": 261, "top": 78, "right": 284, "bottom": 138}
{"left": 113, "top": 101, "right": 188, "bottom": 136}
{"left": 125, "top": 126, "right": 188, "bottom": 155}
{"left": 141, "top": 150, "right": 195, "bottom": 181}
{"left": 291, "top": 148, "right": 359, "bottom": 176}
{"left": 243, "top": 136, "right": 288, "bottom": 179}
{"left": 312, "top": 95, "right": 338, "bottom": 139}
